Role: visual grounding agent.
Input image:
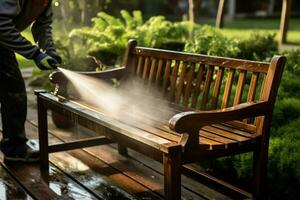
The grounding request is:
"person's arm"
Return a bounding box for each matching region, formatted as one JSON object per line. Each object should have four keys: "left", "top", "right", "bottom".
{"left": 31, "top": 2, "right": 61, "bottom": 64}
{"left": 31, "top": 1, "right": 55, "bottom": 52}
{"left": 0, "top": 0, "right": 40, "bottom": 59}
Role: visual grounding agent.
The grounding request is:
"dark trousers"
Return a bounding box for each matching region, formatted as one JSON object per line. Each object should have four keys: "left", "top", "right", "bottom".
{"left": 0, "top": 46, "right": 28, "bottom": 155}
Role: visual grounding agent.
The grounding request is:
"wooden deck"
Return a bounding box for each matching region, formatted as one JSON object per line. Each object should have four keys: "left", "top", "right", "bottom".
{"left": 0, "top": 69, "right": 234, "bottom": 200}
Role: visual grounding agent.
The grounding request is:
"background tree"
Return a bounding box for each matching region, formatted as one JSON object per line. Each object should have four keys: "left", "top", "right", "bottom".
{"left": 188, "top": 0, "right": 201, "bottom": 22}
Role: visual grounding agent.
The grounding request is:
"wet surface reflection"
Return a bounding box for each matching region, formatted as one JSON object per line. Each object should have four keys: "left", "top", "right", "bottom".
{"left": 71, "top": 171, "right": 137, "bottom": 200}
{"left": 47, "top": 166, "right": 97, "bottom": 199}
{"left": 0, "top": 167, "right": 33, "bottom": 200}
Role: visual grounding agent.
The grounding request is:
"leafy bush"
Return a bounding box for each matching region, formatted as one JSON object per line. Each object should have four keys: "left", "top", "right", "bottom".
{"left": 278, "top": 72, "right": 300, "bottom": 99}
{"left": 238, "top": 32, "right": 277, "bottom": 61}
{"left": 272, "top": 98, "right": 300, "bottom": 131}
{"left": 267, "top": 120, "right": 300, "bottom": 199}
{"left": 283, "top": 49, "right": 300, "bottom": 75}
{"left": 184, "top": 25, "right": 240, "bottom": 57}
{"left": 138, "top": 17, "right": 192, "bottom": 50}
{"left": 70, "top": 10, "right": 143, "bottom": 58}
{"left": 70, "top": 10, "right": 192, "bottom": 65}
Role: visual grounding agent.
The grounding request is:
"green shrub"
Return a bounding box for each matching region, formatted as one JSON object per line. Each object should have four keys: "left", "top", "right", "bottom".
{"left": 272, "top": 98, "right": 300, "bottom": 130}
{"left": 70, "top": 10, "right": 194, "bottom": 64}
{"left": 238, "top": 32, "right": 277, "bottom": 61}
{"left": 278, "top": 72, "right": 300, "bottom": 99}
{"left": 283, "top": 49, "right": 300, "bottom": 76}
{"left": 138, "top": 17, "right": 192, "bottom": 50}
{"left": 267, "top": 120, "right": 300, "bottom": 199}
{"left": 70, "top": 10, "right": 143, "bottom": 60}
{"left": 184, "top": 25, "right": 240, "bottom": 57}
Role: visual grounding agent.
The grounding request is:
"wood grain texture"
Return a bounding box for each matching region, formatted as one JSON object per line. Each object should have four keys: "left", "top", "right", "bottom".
{"left": 233, "top": 70, "right": 247, "bottom": 106}
{"left": 221, "top": 69, "right": 235, "bottom": 108}
{"left": 211, "top": 67, "right": 225, "bottom": 109}
{"left": 175, "top": 62, "right": 188, "bottom": 104}
{"left": 183, "top": 63, "right": 196, "bottom": 106}
{"left": 201, "top": 65, "right": 215, "bottom": 109}
{"left": 134, "top": 47, "right": 270, "bottom": 73}
{"left": 191, "top": 64, "right": 205, "bottom": 108}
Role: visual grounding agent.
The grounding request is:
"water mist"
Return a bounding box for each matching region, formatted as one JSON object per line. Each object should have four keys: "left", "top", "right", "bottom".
{"left": 58, "top": 68, "right": 173, "bottom": 128}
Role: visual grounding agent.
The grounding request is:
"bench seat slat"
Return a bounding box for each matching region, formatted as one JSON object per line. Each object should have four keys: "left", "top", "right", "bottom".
{"left": 199, "top": 130, "right": 236, "bottom": 144}
{"left": 41, "top": 93, "right": 176, "bottom": 149}
{"left": 198, "top": 137, "right": 224, "bottom": 150}
{"left": 213, "top": 124, "right": 257, "bottom": 138}
{"left": 202, "top": 126, "right": 251, "bottom": 141}
{"left": 56, "top": 93, "right": 258, "bottom": 151}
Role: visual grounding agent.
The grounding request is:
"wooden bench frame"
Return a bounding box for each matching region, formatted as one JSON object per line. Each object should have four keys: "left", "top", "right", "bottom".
{"left": 36, "top": 39, "right": 286, "bottom": 199}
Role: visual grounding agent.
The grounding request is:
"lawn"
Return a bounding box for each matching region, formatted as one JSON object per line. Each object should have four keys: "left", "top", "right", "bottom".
{"left": 221, "top": 18, "right": 300, "bottom": 43}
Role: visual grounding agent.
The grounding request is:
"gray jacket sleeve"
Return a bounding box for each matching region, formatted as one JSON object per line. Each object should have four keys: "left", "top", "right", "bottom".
{"left": 0, "top": 0, "right": 40, "bottom": 59}
{"left": 31, "top": 2, "right": 55, "bottom": 52}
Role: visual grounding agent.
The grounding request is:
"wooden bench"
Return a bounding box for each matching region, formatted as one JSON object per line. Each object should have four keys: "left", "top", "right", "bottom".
{"left": 36, "top": 39, "right": 286, "bottom": 199}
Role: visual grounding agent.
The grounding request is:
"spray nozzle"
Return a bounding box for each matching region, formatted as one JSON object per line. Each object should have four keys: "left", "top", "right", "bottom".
{"left": 49, "top": 69, "right": 68, "bottom": 85}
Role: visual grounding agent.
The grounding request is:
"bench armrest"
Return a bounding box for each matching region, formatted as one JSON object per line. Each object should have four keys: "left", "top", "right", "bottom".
{"left": 169, "top": 101, "right": 271, "bottom": 133}
{"left": 49, "top": 67, "right": 127, "bottom": 85}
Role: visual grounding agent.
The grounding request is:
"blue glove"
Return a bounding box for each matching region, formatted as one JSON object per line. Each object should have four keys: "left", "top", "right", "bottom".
{"left": 46, "top": 49, "right": 62, "bottom": 64}
{"left": 34, "top": 52, "right": 59, "bottom": 70}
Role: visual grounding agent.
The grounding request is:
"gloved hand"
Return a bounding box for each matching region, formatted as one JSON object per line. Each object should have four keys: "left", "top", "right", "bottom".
{"left": 46, "top": 49, "right": 62, "bottom": 64}
{"left": 34, "top": 52, "right": 59, "bottom": 70}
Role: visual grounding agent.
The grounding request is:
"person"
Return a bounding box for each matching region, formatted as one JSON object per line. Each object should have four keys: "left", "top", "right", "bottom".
{"left": 0, "top": 0, "right": 60, "bottom": 162}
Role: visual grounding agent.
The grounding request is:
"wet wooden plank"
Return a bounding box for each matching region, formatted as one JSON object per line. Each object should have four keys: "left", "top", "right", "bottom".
{"left": 110, "top": 144, "right": 232, "bottom": 200}
{"left": 1, "top": 155, "right": 95, "bottom": 200}
{"left": 25, "top": 122, "right": 162, "bottom": 200}
{"left": 43, "top": 123, "right": 206, "bottom": 200}
{"left": 1, "top": 124, "right": 99, "bottom": 200}
{"left": 51, "top": 150, "right": 160, "bottom": 200}
{"left": 0, "top": 164, "right": 34, "bottom": 200}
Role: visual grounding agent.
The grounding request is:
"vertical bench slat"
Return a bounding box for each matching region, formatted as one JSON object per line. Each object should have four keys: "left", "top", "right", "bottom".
{"left": 247, "top": 72, "right": 260, "bottom": 102}
{"left": 149, "top": 58, "right": 158, "bottom": 82}
{"left": 255, "top": 74, "right": 266, "bottom": 127}
{"left": 233, "top": 70, "right": 247, "bottom": 105}
{"left": 211, "top": 67, "right": 225, "bottom": 109}
{"left": 200, "top": 65, "right": 214, "bottom": 109}
{"left": 183, "top": 63, "right": 196, "bottom": 106}
{"left": 169, "top": 60, "right": 180, "bottom": 101}
{"left": 243, "top": 72, "right": 260, "bottom": 124}
{"left": 155, "top": 59, "right": 164, "bottom": 85}
{"left": 162, "top": 60, "right": 172, "bottom": 93}
{"left": 176, "top": 62, "right": 188, "bottom": 104}
{"left": 191, "top": 64, "right": 205, "bottom": 108}
{"left": 136, "top": 56, "right": 144, "bottom": 76}
{"left": 221, "top": 69, "right": 235, "bottom": 108}
{"left": 142, "top": 57, "right": 150, "bottom": 80}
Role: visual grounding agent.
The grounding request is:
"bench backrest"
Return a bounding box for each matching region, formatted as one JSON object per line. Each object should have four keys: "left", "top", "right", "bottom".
{"left": 122, "top": 39, "right": 286, "bottom": 134}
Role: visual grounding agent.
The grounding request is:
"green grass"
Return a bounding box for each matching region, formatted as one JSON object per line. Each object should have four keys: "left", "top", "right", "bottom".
{"left": 220, "top": 18, "right": 300, "bottom": 43}
{"left": 200, "top": 18, "right": 300, "bottom": 43}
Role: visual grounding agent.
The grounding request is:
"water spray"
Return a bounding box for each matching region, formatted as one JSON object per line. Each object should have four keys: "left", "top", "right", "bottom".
{"left": 52, "top": 67, "right": 173, "bottom": 127}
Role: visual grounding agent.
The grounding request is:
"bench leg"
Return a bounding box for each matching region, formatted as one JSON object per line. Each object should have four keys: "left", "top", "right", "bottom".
{"left": 37, "top": 96, "right": 49, "bottom": 171}
{"left": 163, "top": 146, "right": 182, "bottom": 200}
{"left": 118, "top": 144, "right": 128, "bottom": 156}
{"left": 252, "top": 143, "right": 268, "bottom": 199}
